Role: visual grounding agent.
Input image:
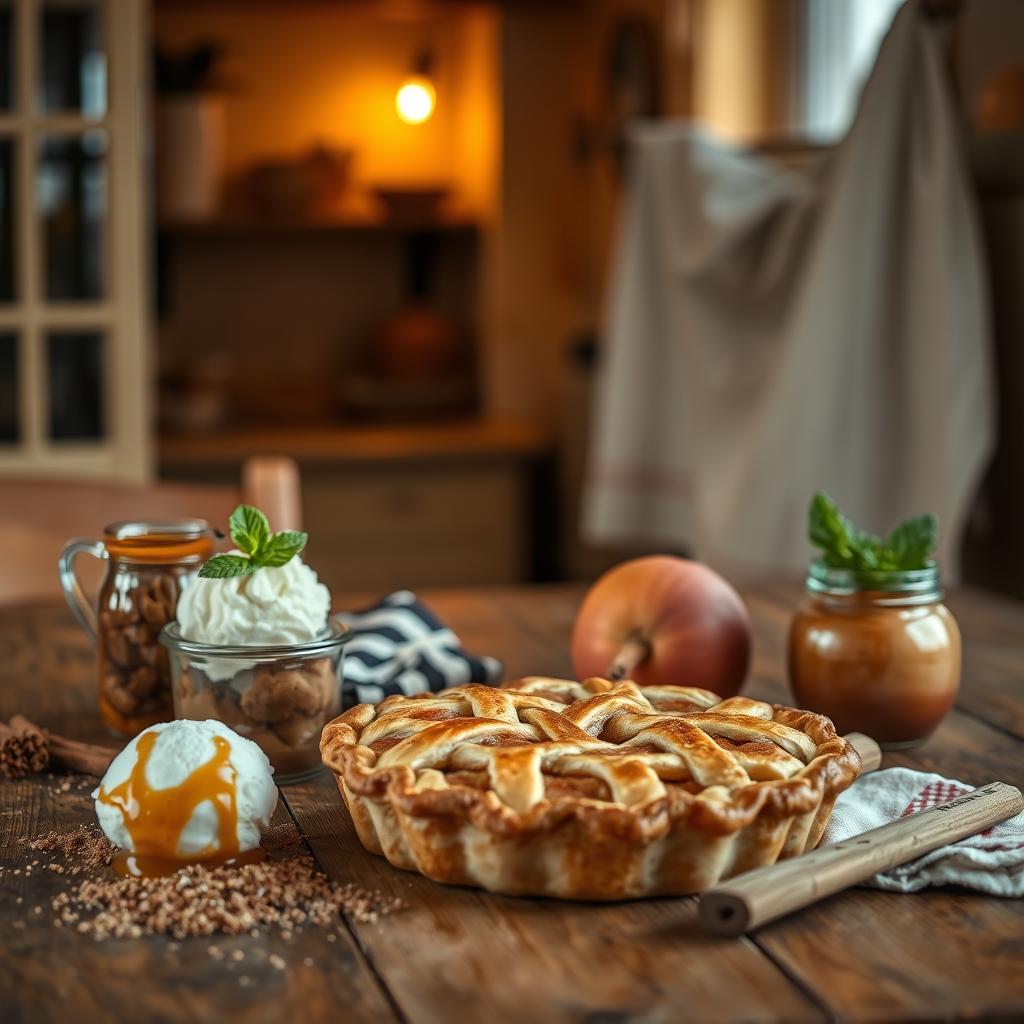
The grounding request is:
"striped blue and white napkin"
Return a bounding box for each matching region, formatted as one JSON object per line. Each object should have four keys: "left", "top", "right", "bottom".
{"left": 334, "top": 590, "right": 503, "bottom": 706}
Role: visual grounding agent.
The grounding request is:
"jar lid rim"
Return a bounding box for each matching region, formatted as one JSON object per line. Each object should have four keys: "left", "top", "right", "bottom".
{"left": 808, "top": 559, "right": 940, "bottom": 594}
{"left": 105, "top": 519, "right": 212, "bottom": 540}
{"left": 159, "top": 619, "right": 349, "bottom": 658}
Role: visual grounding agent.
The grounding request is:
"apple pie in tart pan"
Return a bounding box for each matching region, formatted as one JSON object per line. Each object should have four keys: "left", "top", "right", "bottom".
{"left": 320, "top": 677, "right": 863, "bottom": 900}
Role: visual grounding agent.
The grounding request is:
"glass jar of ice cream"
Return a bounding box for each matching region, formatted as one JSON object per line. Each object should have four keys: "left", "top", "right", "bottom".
{"left": 162, "top": 622, "right": 347, "bottom": 783}
{"left": 160, "top": 535, "right": 346, "bottom": 783}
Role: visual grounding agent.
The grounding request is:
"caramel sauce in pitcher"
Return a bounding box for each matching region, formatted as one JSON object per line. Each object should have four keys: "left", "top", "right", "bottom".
{"left": 97, "top": 731, "right": 264, "bottom": 877}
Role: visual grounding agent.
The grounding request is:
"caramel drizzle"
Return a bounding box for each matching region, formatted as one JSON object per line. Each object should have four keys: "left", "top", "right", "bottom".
{"left": 98, "top": 731, "right": 240, "bottom": 865}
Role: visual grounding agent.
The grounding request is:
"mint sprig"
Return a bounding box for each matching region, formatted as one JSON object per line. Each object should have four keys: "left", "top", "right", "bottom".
{"left": 199, "top": 505, "right": 309, "bottom": 578}
{"left": 808, "top": 492, "right": 936, "bottom": 572}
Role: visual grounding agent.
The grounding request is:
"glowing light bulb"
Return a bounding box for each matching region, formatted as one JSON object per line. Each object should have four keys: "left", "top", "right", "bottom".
{"left": 396, "top": 76, "right": 436, "bottom": 124}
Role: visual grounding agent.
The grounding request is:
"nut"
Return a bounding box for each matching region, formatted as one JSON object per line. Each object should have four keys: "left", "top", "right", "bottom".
{"left": 100, "top": 606, "right": 141, "bottom": 629}
{"left": 126, "top": 666, "right": 159, "bottom": 699}
{"left": 139, "top": 576, "right": 176, "bottom": 627}
{"left": 240, "top": 663, "right": 332, "bottom": 724}
{"left": 102, "top": 672, "right": 138, "bottom": 716}
{"left": 271, "top": 713, "right": 322, "bottom": 748}
{"left": 103, "top": 628, "right": 133, "bottom": 669}
{"left": 97, "top": 570, "right": 183, "bottom": 726}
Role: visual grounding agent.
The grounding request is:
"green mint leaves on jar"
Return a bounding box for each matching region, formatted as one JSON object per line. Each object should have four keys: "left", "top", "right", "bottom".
{"left": 199, "top": 505, "right": 308, "bottom": 579}
{"left": 808, "top": 492, "right": 936, "bottom": 572}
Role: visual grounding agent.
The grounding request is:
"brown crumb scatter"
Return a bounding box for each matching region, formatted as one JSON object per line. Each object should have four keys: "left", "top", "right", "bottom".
{"left": 269, "top": 954, "right": 286, "bottom": 970}
{"left": 48, "top": 855, "right": 404, "bottom": 941}
{"left": 261, "top": 822, "right": 305, "bottom": 856}
{"left": 25, "top": 825, "right": 114, "bottom": 874}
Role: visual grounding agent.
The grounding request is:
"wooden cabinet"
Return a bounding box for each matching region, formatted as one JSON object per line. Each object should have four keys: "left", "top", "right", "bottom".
{"left": 303, "top": 463, "right": 527, "bottom": 594}
{"left": 159, "top": 419, "right": 549, "bottom": 592}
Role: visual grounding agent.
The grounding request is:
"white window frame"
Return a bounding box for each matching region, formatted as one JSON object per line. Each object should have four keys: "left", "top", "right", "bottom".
{"left": 0, "top": 0, "right": 151, "bottom": 480}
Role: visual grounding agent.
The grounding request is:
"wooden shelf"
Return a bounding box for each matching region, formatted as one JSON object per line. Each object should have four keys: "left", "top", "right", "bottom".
{"left": 158, "top": 216, "right": 481, "bottom": 238}
{"left": 159, "top": 418, "right": 551, "bottom": 469}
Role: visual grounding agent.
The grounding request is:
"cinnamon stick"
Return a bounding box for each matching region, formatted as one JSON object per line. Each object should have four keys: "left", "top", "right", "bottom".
{"left": 0, "top": 715, "right": 49, "bottom": 778}
{"left": 44, "top": 730, "right": 116, "bottom": 776}
{"left": 0, "top": 716, "right": 116, "bottom": 779}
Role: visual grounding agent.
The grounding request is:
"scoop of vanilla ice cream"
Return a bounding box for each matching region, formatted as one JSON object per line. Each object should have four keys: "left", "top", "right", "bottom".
{"left": 176, "top": 554, "right": 330, "bottom": 646}
{"left": 93, "top": 720, "right": 277, "bottom": 858}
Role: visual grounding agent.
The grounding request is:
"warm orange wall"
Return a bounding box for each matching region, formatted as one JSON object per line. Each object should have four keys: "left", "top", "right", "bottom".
{"left": 485, "top": 0, "right": 669, "bottom": 422}
{"left": 153, "top": 1, "right": 499, "bottom": 219}
{"left": 691, "top": 0, "right": 798, "bottom": 142}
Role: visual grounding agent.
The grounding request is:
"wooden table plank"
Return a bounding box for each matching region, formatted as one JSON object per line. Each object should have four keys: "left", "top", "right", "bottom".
{"left": 484, "top": 586, "right": 1024, "bottom": 1023}
{"left": 286, "top": 586, "right": 827, "bottom": 1024}
{"left": 394, "top": 586, "right": 578, "bottom": 682}
{"left": 285, "top": 773, "right": 826, "bottom": 1024}
{"left": 3, "top": 585, "right": 1023, "bottom": 1024}
{"left": 0, "top": 778, "right": 400, "bottom": 1024}
{"left": 722, "top": 586, "right": 1024, "bottom": 1023}
{"left": 0, "top": 602, "right": 404, "bottom": 1024}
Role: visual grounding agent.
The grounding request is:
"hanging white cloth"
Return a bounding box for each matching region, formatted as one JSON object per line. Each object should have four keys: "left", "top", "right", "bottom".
{"left": 582, "top": 0, "right": 993, "bottom": 581}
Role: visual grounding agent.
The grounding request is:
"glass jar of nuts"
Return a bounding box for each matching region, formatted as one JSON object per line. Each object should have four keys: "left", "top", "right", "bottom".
{"left": 59, "top": 521, "right": 216, "bottom": 736}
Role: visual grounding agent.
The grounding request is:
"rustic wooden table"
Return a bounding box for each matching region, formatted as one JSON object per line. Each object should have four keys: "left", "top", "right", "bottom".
{"left": 2, "top": 583, "right": 1023, "bottom": 1023}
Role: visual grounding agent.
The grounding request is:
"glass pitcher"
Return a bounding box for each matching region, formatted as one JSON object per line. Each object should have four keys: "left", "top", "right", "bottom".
{"left": 59, "top": 520, "right": 215, "bottom": 736}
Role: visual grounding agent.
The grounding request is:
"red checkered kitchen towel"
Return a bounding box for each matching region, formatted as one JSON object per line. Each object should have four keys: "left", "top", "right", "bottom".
{"left": 821, "top": 768, "right": 1024, "bottom": 896}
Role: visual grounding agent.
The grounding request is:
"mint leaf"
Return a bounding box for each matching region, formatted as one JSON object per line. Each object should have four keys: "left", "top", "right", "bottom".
{"left": 809, "top": 493, "right": 860, "bottom": 568}
{"left": 204, "top": 507, "right": 308, "bottom": 577}
{"left": 198, "top": 554, "right": 254, "bottom": 579}
{"left": 229, "top": 505, "right": 270, "bottom": 557}
{"left": 808, "top": 492, "right": 937, "bottom": 572}
{"left": 851, "top": 529, "right": 883, "bottom": 570}
{"left": 883, "top": 514, "right": 936, "bottom": 570}
{"left": 256, "top": 530, "right": 308, "bottom": 568}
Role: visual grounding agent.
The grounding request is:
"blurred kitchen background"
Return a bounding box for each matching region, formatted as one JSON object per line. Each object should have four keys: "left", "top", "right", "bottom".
{"left": 1, "top": 0, "right": 1023, "bottom": 600}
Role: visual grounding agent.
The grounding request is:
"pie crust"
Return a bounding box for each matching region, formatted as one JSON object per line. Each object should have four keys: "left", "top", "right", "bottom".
{"left": 320, "top": 677, "right": 862, "bottom": 899}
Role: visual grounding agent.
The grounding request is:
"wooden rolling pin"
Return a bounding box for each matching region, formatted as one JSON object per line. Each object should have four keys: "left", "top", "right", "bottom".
{"left": 844, "top": 732, "right": 881, "bottom": 773}
{"left": 700, "top": 780, "right": 1024, "bottom": 936}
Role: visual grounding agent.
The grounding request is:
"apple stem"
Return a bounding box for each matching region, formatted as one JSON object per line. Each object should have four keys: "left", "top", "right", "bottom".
{"left": 606, "top": 636, "right": 650, "bottom": 681}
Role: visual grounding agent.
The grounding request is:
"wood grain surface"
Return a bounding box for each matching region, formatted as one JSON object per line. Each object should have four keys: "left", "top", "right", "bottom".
{"left": 2, "top": 583, "right": 1023, "bottom": 1024}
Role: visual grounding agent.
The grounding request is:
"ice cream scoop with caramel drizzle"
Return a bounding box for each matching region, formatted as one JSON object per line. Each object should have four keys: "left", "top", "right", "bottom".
{"left": 94, "top": 719, "right": 277, "bottom": 876}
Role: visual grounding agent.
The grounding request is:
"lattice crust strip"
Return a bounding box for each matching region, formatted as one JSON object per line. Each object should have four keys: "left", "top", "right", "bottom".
{"left": 349, "top": 678, "right": 827, "bottom": 815}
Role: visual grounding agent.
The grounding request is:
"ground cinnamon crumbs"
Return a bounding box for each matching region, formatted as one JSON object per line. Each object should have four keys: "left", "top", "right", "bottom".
{"left": 26, "top": 825, "right": 115, "bottom": 874}
{"left": 50, "top": 855, "right": 404, "bottom": 940}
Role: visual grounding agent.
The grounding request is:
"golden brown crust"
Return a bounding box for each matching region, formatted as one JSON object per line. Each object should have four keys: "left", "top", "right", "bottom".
{"left": 320, "top": 677, "right": 862, "bottom": 898}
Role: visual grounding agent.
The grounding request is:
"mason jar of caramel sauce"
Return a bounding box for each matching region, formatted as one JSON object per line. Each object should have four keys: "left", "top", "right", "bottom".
{"left": 788, "top": 562, "right": 961, "bottom": 748}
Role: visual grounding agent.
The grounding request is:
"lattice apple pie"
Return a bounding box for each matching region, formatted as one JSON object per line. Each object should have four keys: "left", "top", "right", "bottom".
{"left": 320, "top": 677, "right": 862, "bottom": 899}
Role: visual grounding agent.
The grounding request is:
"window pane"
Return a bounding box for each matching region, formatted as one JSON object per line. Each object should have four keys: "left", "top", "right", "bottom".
{"left": 0, "top": 138, "right": 13, "bottom": 302}
{"left": 48, "top": 331, "right": 104, "bottom": 440}
{"left": 0, "top": 4, "right": 12, "bottom": 111}
{"left": 39, "top": 132, "right": 106, "bottom": 301}
{"left": 40, "top": 4, "right": 106, "bottom": 117}
{"left": 0, "top": 332, "right": 16, "bottom": 442}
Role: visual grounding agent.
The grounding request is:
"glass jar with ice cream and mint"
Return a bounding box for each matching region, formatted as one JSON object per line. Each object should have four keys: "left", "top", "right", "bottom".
{"left": 160, "top": 506, "right": 347, "bottom": 783}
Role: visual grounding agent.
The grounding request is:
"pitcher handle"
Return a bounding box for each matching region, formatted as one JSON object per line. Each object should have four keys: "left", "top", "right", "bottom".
{"left": 58, "top": 538, "right": 107, "bottom": 644}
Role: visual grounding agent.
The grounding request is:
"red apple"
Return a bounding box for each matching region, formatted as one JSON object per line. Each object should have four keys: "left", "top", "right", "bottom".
{"left": 571, "top": 556, "right": 752, "bottom": 696}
